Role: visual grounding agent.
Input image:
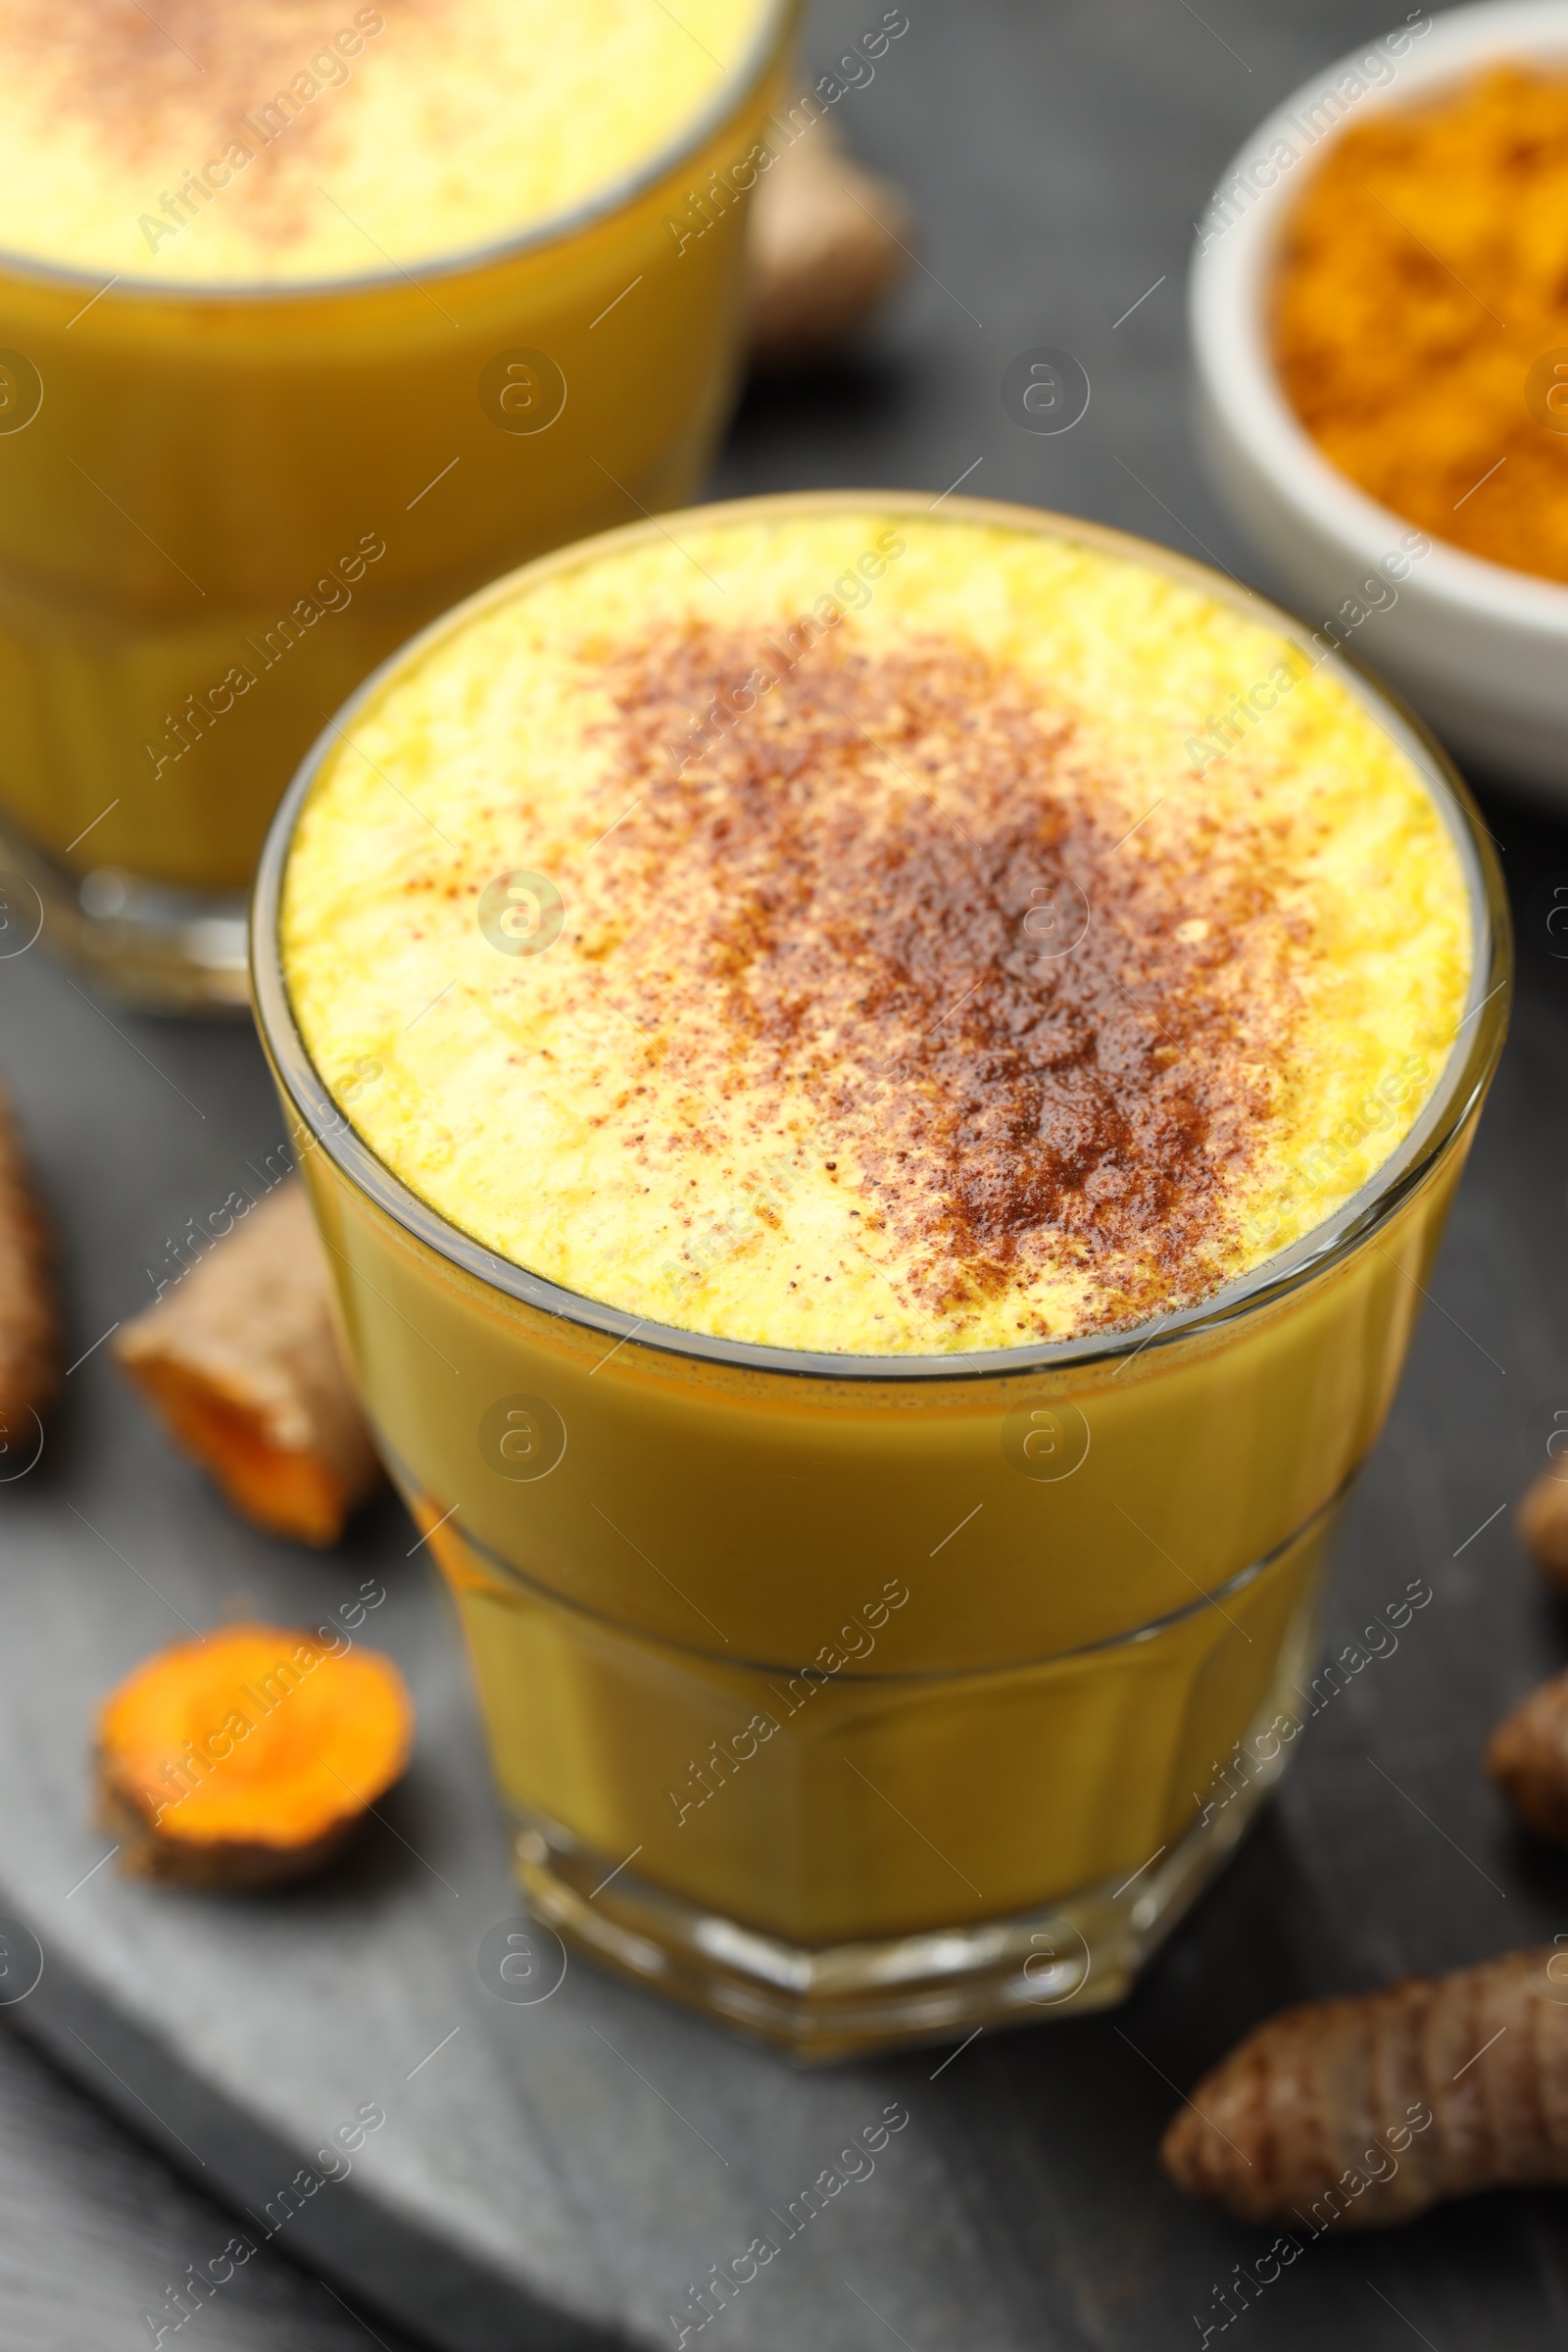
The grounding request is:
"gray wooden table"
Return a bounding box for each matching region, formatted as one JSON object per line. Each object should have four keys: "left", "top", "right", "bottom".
{"left": 7, "top": 3, "right": 1567, "bottom": 2346}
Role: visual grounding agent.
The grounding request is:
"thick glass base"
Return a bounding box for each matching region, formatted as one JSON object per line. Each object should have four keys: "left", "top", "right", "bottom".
{"left": 0, "top": 818, "right": 248, "bottom": 1012}
{"left": 513, "top": 1642, "right": 1309, "bottom": 2063}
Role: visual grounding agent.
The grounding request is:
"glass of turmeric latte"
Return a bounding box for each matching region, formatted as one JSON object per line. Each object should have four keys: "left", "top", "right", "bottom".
{"left": 255, "top": 493, "right": 1506, "bottom": 2058}
{"left": 0, "top": 0, "right": 794, "bottom": 1006}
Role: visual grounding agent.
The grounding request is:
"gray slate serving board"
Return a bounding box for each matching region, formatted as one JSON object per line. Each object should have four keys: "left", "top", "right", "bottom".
{"left": 9, "top": 742, "right": 1568, "bottom": 2352}
{"left": 8, "top": 2, "right": 1568, "bottom": 2345}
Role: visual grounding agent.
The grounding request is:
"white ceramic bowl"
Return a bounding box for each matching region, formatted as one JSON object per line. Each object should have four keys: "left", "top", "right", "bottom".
{"left": 1191, "top": 0, "right": 1568, "bottom": 799}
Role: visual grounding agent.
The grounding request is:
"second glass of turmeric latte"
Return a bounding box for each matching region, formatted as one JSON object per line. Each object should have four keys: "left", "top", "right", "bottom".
{"left": 0, "top": 0, "right": 794, "bottom": 1003}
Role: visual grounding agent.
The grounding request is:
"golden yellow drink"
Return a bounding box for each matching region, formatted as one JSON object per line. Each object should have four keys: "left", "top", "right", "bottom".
{"left": 0, "top": 0, "right": 792, "bottom": 1004}
{"left": 254, "top": 493, "right": 1506, "bottom": 2056}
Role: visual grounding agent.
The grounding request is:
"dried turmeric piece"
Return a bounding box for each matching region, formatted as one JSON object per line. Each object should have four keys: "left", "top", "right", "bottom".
{"left": 96, "top": 1625, "right": 414, "bottom": 1887}
{"left": 749, "top": 122, "right": 912, "bottom": 369}
{"left": 0, "top": 1076, "right": 58, "bottom": 1443}
{"left": 1488, "top": 1670, "right": 1568, "bottom": 1843}
{"left": 1160, "top": 1949, "right": 1568, "bottom": 2226}
{"left": 115, "top": 1180, "right": 381, "bottom": 1545}
{"left": 1516, "top": 1469, "right": 1568, "bottom": 1592}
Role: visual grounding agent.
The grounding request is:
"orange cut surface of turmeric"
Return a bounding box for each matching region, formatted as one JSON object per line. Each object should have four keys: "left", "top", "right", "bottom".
{"left": 1272, "top": 66, "right": 1568, "bottom": 584}
{"left": 133, "top": 1368, "right": 352, "bottom": 1547}
{"left": 96, "top": 1625, "right": 413, "bottom": 1885}
{"left": 114, "top": 1181, "right": 383, "bottom": 1548}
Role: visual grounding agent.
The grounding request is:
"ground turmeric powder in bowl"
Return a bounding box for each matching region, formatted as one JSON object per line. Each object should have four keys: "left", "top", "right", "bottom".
{"left": 1272, "top": 65, "right": 1568, "bottom": 584}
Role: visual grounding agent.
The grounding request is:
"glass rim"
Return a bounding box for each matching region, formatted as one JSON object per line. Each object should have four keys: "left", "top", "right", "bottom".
{"left": 0, "top": 0, "right": 794, "bottom": 307}
{"left": 251, "top": 488, "right": 1513, "bottom": 1390}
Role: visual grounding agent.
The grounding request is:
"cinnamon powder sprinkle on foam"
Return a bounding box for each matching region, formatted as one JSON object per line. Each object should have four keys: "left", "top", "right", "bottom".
{"left": 586, "top": 623, "right": 1297, "bottom": 1335}
{"left": 0, "top": 0, "right": 763, "bottom": 282}
{"left": 279, "top": 512, "right": 1472, "bottom": 1355}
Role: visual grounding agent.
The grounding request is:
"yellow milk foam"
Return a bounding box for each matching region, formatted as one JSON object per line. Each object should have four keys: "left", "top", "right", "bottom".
{"left": 281, "top": 512, "right": 1473, "bottom": 1355}
{"left": 0, "top": 0, "right": 767, "bottom": 284}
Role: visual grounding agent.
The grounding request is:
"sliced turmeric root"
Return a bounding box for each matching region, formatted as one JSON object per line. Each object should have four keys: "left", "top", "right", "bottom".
{"left": 96, "top": 1624, "right": 414, "bottom": 1888}
{"left": 0, "top": 1076, "right": 59, "bottom": 1444}
{"left": 114, "top": 1181, "right": 382, "bottom": 1545}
